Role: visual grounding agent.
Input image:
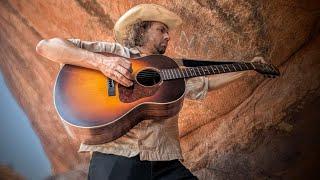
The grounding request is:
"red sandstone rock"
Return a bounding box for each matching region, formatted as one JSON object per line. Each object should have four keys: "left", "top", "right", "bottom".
{"left": 0, "top": 0, "right": 319, "bottom": 179}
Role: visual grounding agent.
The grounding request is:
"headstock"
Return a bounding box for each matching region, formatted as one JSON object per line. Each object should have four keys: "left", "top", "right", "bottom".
{"left": 252, "top": 62, "right": 280, "bottom": 78}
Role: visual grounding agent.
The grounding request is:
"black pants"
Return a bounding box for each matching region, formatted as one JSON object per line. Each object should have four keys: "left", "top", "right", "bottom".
{"left": 88, "top": 152, "right": 198, "bottom": 180}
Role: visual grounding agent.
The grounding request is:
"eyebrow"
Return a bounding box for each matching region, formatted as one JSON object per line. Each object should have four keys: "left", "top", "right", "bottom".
{"left": 159, "top": 25, "right": 169, "bottom": 31}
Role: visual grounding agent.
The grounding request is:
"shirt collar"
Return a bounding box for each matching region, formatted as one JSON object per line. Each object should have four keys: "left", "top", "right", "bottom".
{"left": 129, "top": 47, "right": 140, "bottom": 55}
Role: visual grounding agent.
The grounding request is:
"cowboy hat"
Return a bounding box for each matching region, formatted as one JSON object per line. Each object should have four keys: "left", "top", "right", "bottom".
{"left": 114, "top": 4, "right": 182, "bottom": 44}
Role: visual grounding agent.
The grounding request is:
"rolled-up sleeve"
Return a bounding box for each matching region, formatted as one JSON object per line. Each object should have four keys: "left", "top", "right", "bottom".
{"left": 67, "top": 38, "right": 130, "bottom": 57}
{"left": 184, "top": 76, "right": 209, "bottom": 100}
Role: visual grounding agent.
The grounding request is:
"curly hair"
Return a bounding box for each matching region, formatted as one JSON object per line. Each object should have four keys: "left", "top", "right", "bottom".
{"left": 123, "top": 20, "right": 153, "bottom": 48}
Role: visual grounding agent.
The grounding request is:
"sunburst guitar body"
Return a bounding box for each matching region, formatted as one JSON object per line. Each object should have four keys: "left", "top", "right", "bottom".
{"left": 54, "top": 54, "right": 185, "bottom": 145}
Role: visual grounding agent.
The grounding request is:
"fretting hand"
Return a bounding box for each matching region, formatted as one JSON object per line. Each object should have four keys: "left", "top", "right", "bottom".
{"left": 250, "top": 56, "right": 266, "bottom": 64}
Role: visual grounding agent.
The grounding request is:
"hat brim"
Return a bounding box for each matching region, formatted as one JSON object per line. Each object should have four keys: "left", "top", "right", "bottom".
{"left": 114, "top": 4, "right": 182, "bottom": 44}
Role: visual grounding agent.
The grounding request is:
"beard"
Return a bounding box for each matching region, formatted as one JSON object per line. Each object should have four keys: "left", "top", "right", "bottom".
{"left": 154, "top": 42, "right": 167, "bottom": 54}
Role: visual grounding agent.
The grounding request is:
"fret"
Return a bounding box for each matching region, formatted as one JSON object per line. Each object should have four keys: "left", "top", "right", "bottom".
{"left": 170, "top": 69, "right": 176, "bottom": 79}
{"left": 186, "top": 68, "right": 191, "bottom": 77}
{"left": 168, "top": 69, "right": 172, "bottom": 79}
{"left": 177, "top": 69, "right": 182, "bottom": 78}
{"left": 168, "top": 69, "right": 173, "bottom": 79}
{"left": 250, "top": 62, "right": 256, "bottom": 70}
{"left": 236, "top": 63, "right": 243, "bottom": 71}
{"left": 200, "top": 67, "right": 204, "bottom": 75}
{"left": 262, "top": 64, "right": 269, "bottom": 72}
{"left": 188, "top": 68, "right": 193, "bottom": 76}
{"left": 196, "top": 67, "right": 201, "bottom": 76}
{"left": 270, "top": 64, "right": 277, "bottom": 73}
{"left": 231, "top": 64, "right": 237, "bottom": 71}
{"left": 191, "top": 68, "right": 196, "bottom": 76}
{"left": 162, "top": 70, "right": 167, "bottom": 80}
{"left": 171, "top": 69, "right": 177, "bottom": 78}
{"left": 188, "top": 68, "right": 194, "bottom": 77}
{"left": 186, "top": 68, "right": 190, "bottom": 77}
{"left": 222, "top": 65, "right": 230, "bottom": 72}
{"left": 212, "top": 66, "right": 218, "bottom": 74}
{"left": 216, "top": 66, "right": 221, "bottom": 73}
{"left": 169, "top": 69, "right": 174, "bottom": 78}
{"left": 207, "top": 66, "right": 214, "bottom": 74}
{"left": 193, "top": 68, "right": 198, "bottom": 76}
{"left": 165, "top": 69, "right": 169, "bottom": 79}
{"left": 204, "top": 66, "right": 210, "bottom": 75}
{"left": 222, "top": 65, "right": 227, "bottom": 73}
{"left": 181, "top": 68, "right": 186, "bottom": 77}
{"left": 174, "top": 69, "right": 179, "bottom": 78}
{"left": 163, "top": 71, "right": 167, "bottom": 80}
{"left": 209, "top": 66, "right": 215, "bottom": 74}
{"left": 185, "top": 68, "right": 190, "bottom": 77}
{"left": 225, "top": 64, "right": 231, "bottom": 72}
{"left": 266, "top": 65, "right": 273, "bottom": 72}
{"left": 200, "top": 66, "right": 206, "bottom": 75}
{"left": 240, "top": 63, "right": 247, "bottom": 70}
{"left": 218, "top": 65, "right": 226, "bottom": 73}
{"left": 243, "top": 62, "right": 249, "bottom": 69}
{"left": 181, "top": 69, "right": 185, "bottom": 78}
{"left": 184, "top": 68, "right": 190, "bottom": 77}
{"left": 248, "top": 63, "right": 255, "bottom": 69}
{"left": 190, "top": 68, "right": 195, "bottom": 76}
{"left": 166, "top": 69, "right": 171, "bottom": 79}
{"left": 227, "top": 64, "right": 234, "bottom": 72}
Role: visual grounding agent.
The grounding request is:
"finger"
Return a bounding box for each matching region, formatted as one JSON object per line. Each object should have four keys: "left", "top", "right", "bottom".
{"left": 107, "top": 72, "right": 129, "bottom": 87}
{"left": 100, "top": 66, "right": 132, "bottom": 87}
{"left": 252, "top": 57, "right": 265, "bottom": 63}
{"left": 113, "top": 71, "right": 133, "bottom": 87}
{"left": 118, "top": 58, "right": 132, "bottom": 71}
{"left": 116, "top": 65, "right": 134, "bottom": 80}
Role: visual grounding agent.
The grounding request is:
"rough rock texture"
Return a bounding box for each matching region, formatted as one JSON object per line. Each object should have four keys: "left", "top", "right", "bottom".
{"left": 0, "top": 0, "right": 319, "bottom": 179}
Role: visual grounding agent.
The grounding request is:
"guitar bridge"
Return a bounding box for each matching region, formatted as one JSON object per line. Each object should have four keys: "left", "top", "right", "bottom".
{"left": 108, "top": 78, "right": 115, "bottom": 96}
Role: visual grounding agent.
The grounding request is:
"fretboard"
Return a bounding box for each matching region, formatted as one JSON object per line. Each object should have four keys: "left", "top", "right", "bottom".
{"left": 160, "top": 62, "right": 256, "bottom": 80}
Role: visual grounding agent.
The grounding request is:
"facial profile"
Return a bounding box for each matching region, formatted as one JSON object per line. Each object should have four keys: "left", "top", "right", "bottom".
{"left": 143, "top": 22, "right": 170, "bottom": 54}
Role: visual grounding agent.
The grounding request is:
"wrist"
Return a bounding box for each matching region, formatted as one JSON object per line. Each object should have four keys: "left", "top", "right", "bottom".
{"left": 86, "top": 51, "right": 103, "bottom": 69}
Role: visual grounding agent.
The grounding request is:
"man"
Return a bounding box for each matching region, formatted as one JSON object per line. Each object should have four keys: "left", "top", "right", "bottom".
{"left": 36, "top": 4, "right": 265, "bottom": 180}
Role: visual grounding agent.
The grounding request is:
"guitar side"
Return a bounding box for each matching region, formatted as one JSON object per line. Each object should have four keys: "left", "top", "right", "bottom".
{"left": 54, "top": 55, "right": 185, "bottom": 144}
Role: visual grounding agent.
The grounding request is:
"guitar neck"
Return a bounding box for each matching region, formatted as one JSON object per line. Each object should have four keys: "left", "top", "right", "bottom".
{"left": 160, "top": 62, "right": 257, "bottom": 80}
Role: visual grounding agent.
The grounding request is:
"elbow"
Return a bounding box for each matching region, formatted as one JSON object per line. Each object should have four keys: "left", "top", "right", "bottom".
{"left": 36, "top": 37, "right": 66, "bottom": 56}
{"left": 36, "top": 39, "right": 47, "bottom": 55}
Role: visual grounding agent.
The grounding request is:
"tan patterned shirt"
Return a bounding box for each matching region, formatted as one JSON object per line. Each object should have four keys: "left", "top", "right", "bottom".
{"left": 67, "top": 39, "right": 209, "bottom": 161}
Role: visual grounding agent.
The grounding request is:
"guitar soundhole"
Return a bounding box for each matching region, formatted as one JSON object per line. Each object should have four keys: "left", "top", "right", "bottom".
{"left": 136, "top": 69, "right": 161, "bottom": 87}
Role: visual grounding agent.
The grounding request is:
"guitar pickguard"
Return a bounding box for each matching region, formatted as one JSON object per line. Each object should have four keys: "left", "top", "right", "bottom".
{"left": 118, "top": 82, "right": 159, "bottom": 103}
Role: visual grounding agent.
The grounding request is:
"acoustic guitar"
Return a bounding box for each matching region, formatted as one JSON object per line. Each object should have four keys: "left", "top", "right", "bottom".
{"left": 54, "top": 54, "right": 280, "bottom": 144}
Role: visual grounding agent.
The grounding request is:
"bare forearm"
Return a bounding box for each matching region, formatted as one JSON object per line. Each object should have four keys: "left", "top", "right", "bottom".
{"left": 36, "top": 37, "right": 102, "bottom": 70}
{"left": 36, "top": 37, "right": 133, "bottom": 87}
{"left": 208, "top": 71, "right": 247, "bottom": 91}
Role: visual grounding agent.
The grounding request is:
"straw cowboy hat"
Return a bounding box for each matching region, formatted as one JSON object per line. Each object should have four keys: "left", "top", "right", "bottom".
{"left": 114, "top": 4, "right": 182, "bottom": 44}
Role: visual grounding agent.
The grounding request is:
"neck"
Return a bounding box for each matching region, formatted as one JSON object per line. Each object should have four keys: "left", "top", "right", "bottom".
{"left": 159, "top": 60, "right": 279, "bottom": 80}
{"left": 137, "top": 46, "right": 156, "bottom": 55}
